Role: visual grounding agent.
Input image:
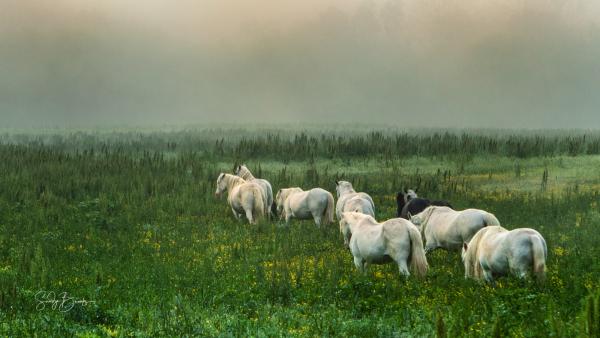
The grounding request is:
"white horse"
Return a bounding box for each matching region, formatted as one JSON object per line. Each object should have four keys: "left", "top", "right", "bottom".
{"left": 410, "top": 206, "right": 500, "bottom": 253}
{"left": 335, "top": 181, "right": 375, "bottom": 219}
{"left": 462, "top": 226, "right": 547, "bottom": 284}
{"left": 275, "top": 187, "right": 335, "bottom": 227}
{"left": 215, "top": 173, "right": 266, "bottom": 224}
{"left": 234, "top": 164, "right": 273, "bottom": 218}
{"left": 339, "top": 212, "right": 428, "bottom": 278}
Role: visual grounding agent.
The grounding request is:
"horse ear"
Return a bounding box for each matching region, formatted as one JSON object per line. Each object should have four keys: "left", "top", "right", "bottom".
{"left": 414, "top": 187, "right": 419, "bottom": 193}
{"left": 407, "top": 211, "right": 412, "bottom": 219}
{"left": 463, "top": 242, "right": 468, "bottom": 251}
{"left": 335, "top": 181, "right": 339, "bottom": 186}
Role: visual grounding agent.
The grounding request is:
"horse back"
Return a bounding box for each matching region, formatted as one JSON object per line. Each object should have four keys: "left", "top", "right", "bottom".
{"left": 431, "top": 200, "right": 453, "bottom": 209}
{"left": 357, "top": 192, "right": 375, "bottom": 207}
{"left": 308, "top": 187, "right": 330, "bottom": 199}
{"left": 238, "top": 182, "right": 262, "bottom": 198}
{"left": 503, "top": 228, "right": 545, "bottom": 253}
{"left": 345, "top": 196, "right": 375, "bottom": 217}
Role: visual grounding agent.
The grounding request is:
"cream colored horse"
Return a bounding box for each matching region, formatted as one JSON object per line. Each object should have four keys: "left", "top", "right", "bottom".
{"left": 234, "top": 164, "right": 273, "bottom": 218}
{"left": 339, "top": 212, "right": 428, "bottom": 278}
{"left": 335, "top": 181, "right": 375, "bottom": 219}
{"left": 275, "top": 187, "right": 335, "bottom": 227}
{"left": 215, "top": 173, "right": 266, "bottom": 224}
{"left": 462, "top": 226, "right": 547, "bottom": 284}
{"left": 410, "top": 206, "right": 500, "bottom": 253}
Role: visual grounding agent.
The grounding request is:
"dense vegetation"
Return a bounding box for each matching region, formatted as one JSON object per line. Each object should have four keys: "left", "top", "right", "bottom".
{"left": 0, "top": 128, "right": 598, "bottom": 337}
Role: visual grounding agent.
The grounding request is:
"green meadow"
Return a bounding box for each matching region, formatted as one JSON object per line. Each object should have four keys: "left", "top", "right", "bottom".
{"left": 0, "top": 128, "right": 599, "bottom": 337}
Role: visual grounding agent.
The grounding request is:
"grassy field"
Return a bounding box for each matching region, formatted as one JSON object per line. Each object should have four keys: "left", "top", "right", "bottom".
{"left": 0, "top": 128, "right": 599, "bottom": 337}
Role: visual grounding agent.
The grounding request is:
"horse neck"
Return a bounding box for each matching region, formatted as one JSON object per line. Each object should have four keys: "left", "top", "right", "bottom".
{"left": 281, "top": 189, "right": 295, "bottom": 202}
{"left": 340, "top": 187, "right": 356, "bottom": 196}
{"left": 420, "top": 207, "right": 435, "bottom": 235}
{"left": 288, "top": 188, "right": 303, "bottom": 197}
{"left": 348, "top": 219, "right": 360, "bottom": 233}
{"left": 239, "top": 168, "right": 255, "bottom": 180}
{"left": 350, "top": 215, "right": 376, "bottom": 232}
{"left": 464, "top": 229, "right": 487, "bottom": 278}
{"left": 226, "top": 175, "right": 244, "bottom": 191}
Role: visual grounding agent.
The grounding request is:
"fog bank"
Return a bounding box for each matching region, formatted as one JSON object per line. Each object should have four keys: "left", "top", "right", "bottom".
{"left": 1, "top": 0, "right": 600, "bottom": 128}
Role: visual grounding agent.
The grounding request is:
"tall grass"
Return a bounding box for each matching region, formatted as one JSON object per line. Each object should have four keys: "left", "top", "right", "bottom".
{"left": 0, "top": 128, "right": 598, "bottom": 336}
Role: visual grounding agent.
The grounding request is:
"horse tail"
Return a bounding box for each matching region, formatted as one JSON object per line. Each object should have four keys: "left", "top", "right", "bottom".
{"left": 483, "top": 212, "right": 501, "bottom": 227}
{"left": 407, "top": 224, "right": 428, "bottom": 278}
{"left": 264, "top": 190, "right": 271, "bottom": 219}
{"left": 252, "top": 187, "right": 265, "bottom": 222}
{"left": 324, "top": 192, "right": 335, "bottom": 225}
{"left": 531, "top": 235, "right": 547, "bottom": 283}
{"left": 264, "top": 182, "right": 274, "bottom": 218}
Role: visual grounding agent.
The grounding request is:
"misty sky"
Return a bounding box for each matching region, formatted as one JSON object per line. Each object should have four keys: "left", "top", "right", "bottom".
{"left": 1, "top": 0, "right": 600, "bottom": 129}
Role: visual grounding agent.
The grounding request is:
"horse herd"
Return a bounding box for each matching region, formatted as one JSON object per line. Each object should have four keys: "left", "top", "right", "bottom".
{"left": 215, "top": 165, "right": 548, "bottom": 284}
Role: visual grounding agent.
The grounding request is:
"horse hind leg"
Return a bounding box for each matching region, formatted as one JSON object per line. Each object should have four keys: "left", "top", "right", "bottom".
{"left": 313, "top": 213, "right": 322, "bottom": 228}
{"left": 232, "top": 208, "right": 243, "bottom": 221}
{"left": 518, "top": 270, "right": 529, "bottom": 280}
{"left": 515, "top": 264, "right": 530, "bottom": 280}
{"left": 397, "top": 260, "right": 410, "bottom": 278}
{"left": 394, "top": 250, "right": 411, "bottom": 277}
{"left": 353, "top": 256, "right": 365, "bottom": 274}
{"left": 244, "top": 208, "right": 255, "bottom": 224}
{"left": 424, "top": 245, "right": 436, "bottom": 255}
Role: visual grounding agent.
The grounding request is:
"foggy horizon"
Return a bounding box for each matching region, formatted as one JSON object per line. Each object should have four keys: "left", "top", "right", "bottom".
{"left": 2, "top": 0, "right": 600, "bottom": 129}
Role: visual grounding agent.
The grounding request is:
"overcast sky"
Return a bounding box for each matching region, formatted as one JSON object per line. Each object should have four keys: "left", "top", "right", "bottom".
{"left": 1, "top": 0, "right": 600, "bottom": 129}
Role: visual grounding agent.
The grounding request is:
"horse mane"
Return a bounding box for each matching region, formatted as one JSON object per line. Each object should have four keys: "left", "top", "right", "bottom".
{"left": 418, "top": 206, "right": 437, "bottom": 236}
{"left": 278, "top": 187, "right": 302, "bottom": 204}
{"left": 344, "top": 212, "right": 376, "bottom": 227}
{"left": 224, "top": 174, "right": 246, "bottom": 189}
{"left": 359, "top": 213, "right": 377, "bottom": 225}
{"left": 237, "top": 165, "right": 256, "bottom": 180}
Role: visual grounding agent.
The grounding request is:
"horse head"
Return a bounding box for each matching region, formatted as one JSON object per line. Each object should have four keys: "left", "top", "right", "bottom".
{"left": 275, "top": 189, "right": 285, "bottom": 216}
{"left": 339, "top": 213, "right": 354, "bottom": 247}
{"left": 335, "top": 180, "right": 354, "bottom": 197}
{"left": 404, "top": 189, "right": 418, "bottom": 203}
{"left": 234, "top": 163, "right": 248, "bottom": 176}
{"left": 215, "top": 173, "right": 227, "bottom": 198}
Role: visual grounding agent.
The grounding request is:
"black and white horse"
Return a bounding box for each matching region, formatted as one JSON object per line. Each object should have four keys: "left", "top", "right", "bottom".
{"left": 396, "top": 189, "right": 453, "bottom": 219}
